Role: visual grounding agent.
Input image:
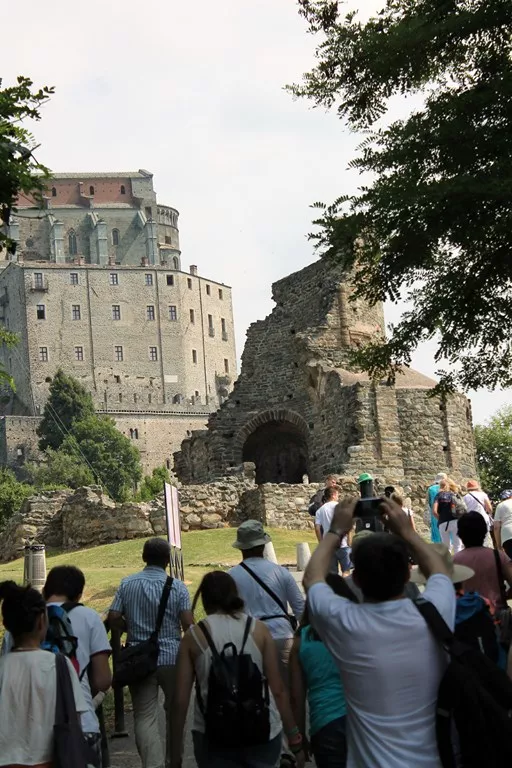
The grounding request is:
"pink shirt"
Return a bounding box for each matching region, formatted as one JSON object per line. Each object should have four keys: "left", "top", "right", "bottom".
{"left": 453, "top": 547, "right": 510, "bottom": 609}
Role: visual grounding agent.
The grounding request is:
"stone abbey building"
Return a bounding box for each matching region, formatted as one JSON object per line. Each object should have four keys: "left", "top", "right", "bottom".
{"left": 0, "top": 170, "right": 236, "bottom": 473}
{"left": 175, "top": 256, "right": 477, "bottom": 495}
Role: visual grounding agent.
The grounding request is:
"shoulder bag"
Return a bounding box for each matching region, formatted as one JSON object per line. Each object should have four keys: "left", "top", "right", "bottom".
{"left": 54, "top": 653, "right": 94, "bottom": 768}
{"left": 492, "top": 549, "right": 512, "bottom": 647}
{"left": 113, "top": 576, "right": 173, "bottom": 688}
{"left": 239, "top": 561, "right": 298, "bottom": 631}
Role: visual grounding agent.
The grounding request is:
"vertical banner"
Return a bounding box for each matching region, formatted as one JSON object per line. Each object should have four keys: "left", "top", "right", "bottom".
{"left": 164, "top": 482, "right": 184, "bottom": 580}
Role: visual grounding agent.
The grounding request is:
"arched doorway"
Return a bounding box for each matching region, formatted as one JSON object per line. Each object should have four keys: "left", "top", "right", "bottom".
{"left": 242, "top": 419, "right": 309, "bottom": 484}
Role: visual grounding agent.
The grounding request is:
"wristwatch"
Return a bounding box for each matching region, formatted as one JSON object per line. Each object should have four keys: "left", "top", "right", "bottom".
{"left": 327, "top": 527, "right": 348, "bottom": 539}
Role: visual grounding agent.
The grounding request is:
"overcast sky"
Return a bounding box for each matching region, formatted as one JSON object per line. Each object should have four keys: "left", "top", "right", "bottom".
{"left": 5, "top": 0, "right": 508, "bottom": 425}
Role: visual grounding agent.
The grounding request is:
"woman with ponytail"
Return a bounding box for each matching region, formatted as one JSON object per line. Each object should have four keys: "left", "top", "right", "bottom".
{"left": 171, "top": 571, "right": 305, "bottom": 768}
{"left": 0, "top": 581, "right": 86, "bottom": 767}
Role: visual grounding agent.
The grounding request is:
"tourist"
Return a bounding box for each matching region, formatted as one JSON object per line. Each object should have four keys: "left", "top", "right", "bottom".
{"left": 453, "top": 512, "right": 512, "bottom": 611}
{"left": 289, "top": 573, "right": 357, "bottom": 768}
{"left": 315, "top": 486, "right": 352, "bottom": 575}
{"left": 229, "top": 520, "right": 304, "bottom": 686}
{"left": 426, "top": 472, "right": 446, "bottom": 543}
{"left": 304, "top": 497, "right": 455, "bottom": 767}
{"left": 432, "top": 477, "right": 466, "bottom": 553}
{"left": 391, "top": 491, "right": 417, "bottom": 532}
{"left": 108, "top": 538, "right": 194, "bottom": 768}
{"left": 171, "top": 571, "right": 305, "bottom": 768}
{"left": 463, "top": 480, "right": 493, "bottom": 545}
{"left": 308, "top": 475, "right": 338, "bottom": 517}
{"left": 494, "top": 490, "right": 512, "bottom": 558}
{"left": 0, "top": 580, "right": 87, "bottom": 768}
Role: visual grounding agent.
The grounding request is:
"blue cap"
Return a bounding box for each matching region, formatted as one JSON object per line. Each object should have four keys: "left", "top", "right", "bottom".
{"left": 500, "top": 490, "right": 512, "bottom": 500}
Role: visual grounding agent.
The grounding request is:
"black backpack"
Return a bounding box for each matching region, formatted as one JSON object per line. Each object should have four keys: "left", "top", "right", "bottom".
{"left": 308, "top": 489, "right": 325, "bottom": 517}
{"left": 453, "top": 592, "right": 500, "bottom": 664}
{"left": 415, "top": 598, "right": 512, "bottom": 768}
{"left": 196, "top": 616, "right": 270, "bottom": 748}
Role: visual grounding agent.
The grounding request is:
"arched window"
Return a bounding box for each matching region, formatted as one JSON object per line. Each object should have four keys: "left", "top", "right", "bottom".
{"left": 112, "top": 229, "right": 120, "bottom": 246}
{"left": 68, "top": 230, "right": 77, "bottom": 256}
{"left": 89, "top": 185, "right": 95, "bottom": 196}
{"left": 173, "top": 256, "right": 179, "bottom": 270}
{"left": 51, "top": 187, "right": 57, "bottom": 197}
{"left": 120, "top": 185, "right": 126, "bottom": 195}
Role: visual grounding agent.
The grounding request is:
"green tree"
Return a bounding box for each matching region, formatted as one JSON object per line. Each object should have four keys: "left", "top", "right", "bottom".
{"left": 475, "top": 406, "right": 512, "bottom": 500}
{"left": 290, "top": 0, "right": 512, "bottom": 393}
{"left": 61, "top": 416, "right": 142, "bottom": 502}
{"left": 137, "top": 465, "right": 171, "bottom": 502}
{"left": 26, "top": 448, "right": 94, "bottom": 490}
{"left": 37, "top": 369, "right": 95, "bottom": 451}
{"left": 0, "top": 76, "right": 54, "bottom": 255}
{"left": 0, "top": 468, "right": 32, "bottom": 524}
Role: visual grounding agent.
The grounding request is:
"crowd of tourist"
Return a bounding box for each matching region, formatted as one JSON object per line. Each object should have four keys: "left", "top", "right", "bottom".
{"left": 0, "top": 472, "right": 511, "bottom": 768}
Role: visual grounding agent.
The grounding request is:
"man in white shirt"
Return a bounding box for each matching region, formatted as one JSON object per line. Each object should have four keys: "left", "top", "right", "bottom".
{"left": 304, "top": 497, "right": 455, "bottom": 768}
{"left": 315, "top": 486, "right": 352, "bottom": 574}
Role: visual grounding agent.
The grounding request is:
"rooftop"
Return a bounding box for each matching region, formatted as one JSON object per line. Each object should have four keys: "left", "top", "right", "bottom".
{"left": 49, "top": 170, "right": 153, "bottom": 180}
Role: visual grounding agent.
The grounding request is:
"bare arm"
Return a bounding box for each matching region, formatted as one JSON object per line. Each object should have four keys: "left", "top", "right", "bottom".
{"left": 314, "top": 524, "right": 323, "bottom": 543}
{"left": 484, "top": 497, "right": 493, "bottom": 514}
{"left": 501, "top": 556, "right": 512, "bottom": 588}
{"left": 89, "top": 652, "right": 112, "bottom": 695}
{"left": 494, "top": 521, "right": 503, "bottom": 549}
{"left": 304, "top": 500, "right": 356, "bottom": 590}
{"left": 107, "top": 610, "right": 126, "bottom": 633}
{"left": 432, "top": 500, "right": 439, "bottom": 519}
{"left": 180, "top": 610, "right": 194, "bottom": 633}
{"left": 170, "top": 632, "right": 195, "bottom": 768}
{"left": 289, "top": 636, "right": 307, "bottom": 739}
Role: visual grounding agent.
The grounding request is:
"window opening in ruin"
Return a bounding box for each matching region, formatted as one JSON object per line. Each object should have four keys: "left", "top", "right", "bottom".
{"left": 34, "top": 272, "right": 44, "bottom": 289}
{"left": 36, "top": 305, "right": 46, "bottom": 320}
{"left": 166, "top": 275, "right": 174, "bottom": 286}
{"left": 145, "top": 273, "right": 153, "bottom": 286}
{"left": 242, "top": 419, "right": 309, "bottom": 485}
{"left": 114, "top": 375, "right": 121, "bottom": 384}
{"left": 68, "top": 231, "right": 78, "bottom": 256}
{"left": 192, "top": 349, "right": 197, "bottom": 364}
{"left": 51, "top": 187, "right": 57, "bottom": 197}
{"left": 187, "top": 278, "right": 192, "bottom": 290}
{"left": 195, "top": 390, "right": 200, "bottom": 398}
{"left": 149, "top": 346, "right": 158, "bottom": 361}
{"left": 165, "top": 236, "right": 172, "bottom": 245}
{"left": 70, "top": 272, "right": 79, "bottom": 285}
{"left": 120, "top": 185, "right": 126, "bottom": 195}
{"left": 224, "top": 358, "right": 229, "bottom": 373}
{"left": 39, "top": 347, "right": 48, "bottom": 362}
{"left": 147, "top": 305, "right": 155, "bottom": 321}
{"left": 169, "top": 305, "right": 177, "bottom": 321}
{"left": 173, "top": 257, "right": 179, "bottom": 270}
{"left": 114, "top": 345, "right": 123, "bottom": 362}
{"left": 109, "top": 273, "right": 119, "bottom": 286}
{"left": 206, "top": 284, "right": 211, "bottom": 296}
{"left": 221, "top": 318, "right": 227, "bottom": 340}
{"left": 190, "top": 309, "right": 195, "bottom": 324}
{"left": 119, "top": 393, "right": 123, "bottom": 403}
{"left": 45, "top": 377, "right": 52, "bottom": 383}
{"left": 166, "top": 459, "right": 171, "bottom": 469}
{"left": 208, "top": 315, "right": 214, "bottom": 336}
{"left": 134, "top": 393, "right": 138, "bottom": 403}
{"left": 89, "top": 186, "right": 95, "bottom": 196}
{"left": 26, "top": 238, "right": 34, "bottom": 248}
{"left": 129, "top": 428, "right": 139, "bottom": 439}
{"left": 148, "top": 394, "right": 152, "bottom": 404}
{"left": 219, "top": 288, "right": 223, "bottom": 300}
{"left": 112, "top": 229, "right": 120, "bottom": 246}
{"left": 71, "top": 304, "right": 81, "bottom": 321}
{"left": 112, "top": 305, "right": 121, "bottom": 321}
{"left": 145, "top": 206, "right": 152, "bottom": 218}
{"left": 74, "top": 346, "right": 84, "bottom": 361}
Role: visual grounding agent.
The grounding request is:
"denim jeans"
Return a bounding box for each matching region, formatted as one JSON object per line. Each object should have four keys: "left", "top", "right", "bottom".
{"left": 193, "top": 731, "right": 282, "bottom": 767}
{"left": 310, "top": 716, "right": 347, "bottom": 768}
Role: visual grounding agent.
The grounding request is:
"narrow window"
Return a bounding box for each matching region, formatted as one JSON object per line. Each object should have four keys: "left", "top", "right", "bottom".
{"left": 187, "top": 278, "right": 192, "bottom": 290}
{"left": 114, "top": 375, "right": 121, "bottom": 384}
{"left": 39, "top": 346, "right": 48, "bottom": 362}
{"left": 165, "top": 235, "right": 173, "bottom": 245}
{"left": 145, "top": 273, "right": 153, "bottom": 286}
{"left": 112, "top": 229, "right": 120, "bottom": 246}
{"left": 147, "top": 305, "right": 155, "bottom": 321}
{"left": 120, "top": 184, "right": 126, "bottom": 195}
{"left": 109, "top": 273, "right": 119, "bottom": 286}
{"left": 36, "top": 305, "right": 46, "bottom": 320}
{"left": 169, "top": 305, "right": 177, "bottom": 321}
{"left": 119, "top": 393, "right": 123, "bottom": 403}
{"left": 208, "top": 314, "right": 214, "bottom": 336}
{"left": 134, "top": 393, "right": 138, "bottom": 403}
{"left": 70, "top": 272, "right": 79, "bottom": 285}
{"left": 68, "top": 231, "right": 77, "bottom": 256}
{"left": 114, "top": 345, "right": 124, "bottom": 362}
{"left": 89, "top": 185, "right": 95, "bottom": 195}
{"left": 166, "top": 275, "right": 174, "bottom": 286}
{"left": 148, "top": 393, "right": 152, "bottom": 404}
{"left": 221, "top": 318, "right": 227, "bottom": 340}
{"left": 173, "top": 256, "right": 179, "bottom": 270}
{"left": 149, "top": 346, "right": 158, "bottom": 361}
{"left": 218, "top": 288, "right": 223, "bottom": 300}
{"left": 224, "top": 358, "right": 229, "bottom": 373}
{"left": 34, "top": 272, "right": 44, "bottom": 289}
{"left": 145, "top": 206, "right": 152, "bottom": 218}
{"left": 51, "top": 187, "right": 57, "bottom": 197}
{"left": 195, "top": 390, "right": 200, "bottom": 398}
{"left": 206, "top": 284, "right": 211, "bottom": 296}
{"left": 72, "top": 304, "right": 81, "bottom": 321}
{"left": 189, "top": 309, "right": 195, "bottom": 324}
{"left": 74, "top": 346, "right": 84, "bottom": 361}
{"left": 133, "top": 428, "right": 139, "bottom": 439}
{"left": 112, "top": 305, "right": 121, "bottom": 321}
{"left": 192, "top": 349, "right": 197, "bottom": 364}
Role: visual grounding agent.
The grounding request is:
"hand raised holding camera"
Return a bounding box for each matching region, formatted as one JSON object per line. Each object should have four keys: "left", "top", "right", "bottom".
{"left": 330, "top": 498, "right": 357, "bottom": 536}
{"left": 379, "top": 498, "right": 414, "bottom": 539}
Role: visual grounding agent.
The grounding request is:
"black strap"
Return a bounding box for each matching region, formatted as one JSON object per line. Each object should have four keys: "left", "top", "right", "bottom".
{"left": 55, "top": 653, "right": 82, "bottom": 727}
{"left": 468, "top": 492, "right": 485, "bottom": 511}
{"left": 493, "top": 548, "right": 508, "bottom": 607}
{"left": 153, "top": 577, "right": 173, "bottom": 637}
{"left": 198, "top": 615, "right": 253, "bottom": 658}
{"left": 239, "top": 562, "right": 290, "bottom": 620}
{"left": 414, "top": 597, "right": 455, "bottom": 651}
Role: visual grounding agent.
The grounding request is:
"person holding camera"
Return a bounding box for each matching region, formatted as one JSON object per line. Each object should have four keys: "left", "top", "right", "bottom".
{"left": 303, "top": 497, "right": 455, "bottom": 768}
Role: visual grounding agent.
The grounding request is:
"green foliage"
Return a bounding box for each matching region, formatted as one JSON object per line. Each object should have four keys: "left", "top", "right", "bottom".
{"left": 61, "top": 416, "right": 142, "bottom": 502}
{"left": 26, "top": 448, "right": 94, "bottom": 491}
{"left": 0, "top": 76, "right": 54, "bottom": 255}
{"left": 137, "top": 465, "right": 171, "bottom": 502}
{"left": 475, "top": 406, "right": 512, "bottom": 500}
{"left": 37, "top": 369, "right": 95, "bottom": 451}
{"left": 0, "top": 468, "right": 32, "bottom": 524}
{"left": 290, "top": 0, "right": 512, "bottom": 392}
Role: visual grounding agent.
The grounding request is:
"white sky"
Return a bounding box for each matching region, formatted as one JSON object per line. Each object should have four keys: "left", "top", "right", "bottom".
{"left": 5, "top": 0, "right": 507, "bottom": 425}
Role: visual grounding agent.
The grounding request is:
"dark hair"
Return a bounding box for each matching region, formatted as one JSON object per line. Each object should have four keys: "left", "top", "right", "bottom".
{"left": 384, "top": 486, "right": 395, "bottom": 498}
{"left": 352, "top": 533, "right": 409, "bottom": 601}
{"left": 300, "top": 573, "right": 358, "bottom": 637}
{"left": 324, "top": 486, "right": 339, "bottom": 502}
{"left": 0, "top": 581, "right": 46, "bottom": 639}
{"left": 242, "top": 544, "right": 265, "bottom": 560}
{"left": 193, "top": 571, "right": 244, "bottom": 618}
{"left": 457, "top": 512, "right": 487, "bottom": 548}
{"left": 143, "top": 538, "right": 170, "bottom": 568}
{"left": 43, "top": 566, "right": 85, "bottom": 602}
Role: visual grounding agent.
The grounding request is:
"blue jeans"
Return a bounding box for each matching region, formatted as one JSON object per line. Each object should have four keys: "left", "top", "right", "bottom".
{"left": 193, "top": 731, "right": 282, "bottom": 767}
{"left": 310, "top": 716, "right": 347, "bottom": 768}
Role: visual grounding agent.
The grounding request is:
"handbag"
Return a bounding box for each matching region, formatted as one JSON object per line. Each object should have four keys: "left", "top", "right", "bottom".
{"left": 54, "top": 653, "right": 93, "bottom": 768}
{"left": 113, "top": 576, "right": 173, "bottom": 688}
{"left": 452, "top": 493, "right": 468, "bottom": 519}
{"left": 239, "top": 562, "right": 298, "bottom": 631}
{"left": 492, "top": 547, "right": 512, "bottom": 647}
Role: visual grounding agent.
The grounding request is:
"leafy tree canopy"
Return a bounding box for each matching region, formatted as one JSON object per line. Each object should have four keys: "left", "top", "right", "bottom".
{"left": 0, "top": 468, "right": 32, "bottom": 524}
{"left": 37, "top": 369, "right": 95, "bottom": 451}
{"left": 475, "top": 406, "right": 512, "bottom": 500}
{"left": 0, "top": 76, "right": 54, "bottom": 255}
{"left": 26, "top": 448, "right": 94, "bottom": 491}
{"left": 61, "top": 416, "right": 142, "bottom": 502}
{"left": 137, "top": 465, "right": 171, "bottom": 502}
{"left": 290, "top": 0, "right": 512, "bottom": 393}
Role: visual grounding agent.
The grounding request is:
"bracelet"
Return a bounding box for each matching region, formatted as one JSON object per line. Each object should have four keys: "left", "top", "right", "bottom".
{"left": 286, "top": 726, "right": 300, "bottom": 738}
{"left": 327, "top": 528, "right": 346, "bottom": 538}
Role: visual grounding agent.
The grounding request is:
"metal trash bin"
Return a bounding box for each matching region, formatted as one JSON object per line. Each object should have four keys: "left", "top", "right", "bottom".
{"left": 23, "top": 544, "right": 46, "bottom": 591}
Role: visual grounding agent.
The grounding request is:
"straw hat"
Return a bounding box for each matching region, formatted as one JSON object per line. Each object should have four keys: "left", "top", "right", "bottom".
{"left": 410, "top": 543, "right": 475, "bottom": 585}
{"left": 232, "top": 520, "right": 271, "bottom": 550}
{"left": 466, "top": 479, "right": 480, "bottom": 491}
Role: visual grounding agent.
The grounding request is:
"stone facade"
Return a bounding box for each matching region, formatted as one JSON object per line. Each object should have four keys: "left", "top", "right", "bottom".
{"left": 175, "top": 255, "right": 478, "bottom": 497}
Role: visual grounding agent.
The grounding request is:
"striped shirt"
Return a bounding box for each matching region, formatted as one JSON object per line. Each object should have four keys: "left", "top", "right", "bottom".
{"left": 110, "top": 566, "right": 191, "bottom": 666}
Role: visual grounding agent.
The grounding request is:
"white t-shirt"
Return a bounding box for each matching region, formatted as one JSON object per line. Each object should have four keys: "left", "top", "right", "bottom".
{"left": 315, "top": 501, "right": 348, "bottom": 547}
{"left": 229, "top": 558, "right": 305, "bottom": 640}
{"left": 495, "top": 499, "right": 512, "bottom": 545}
{"left": 463, "top": 491, "right": 492, "bottom": 529}
{"left": 0, "top": 650, "right": 87, "bottom": 766}
{"left": 308, "top": 574, "right": 455, "bottom": 768}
